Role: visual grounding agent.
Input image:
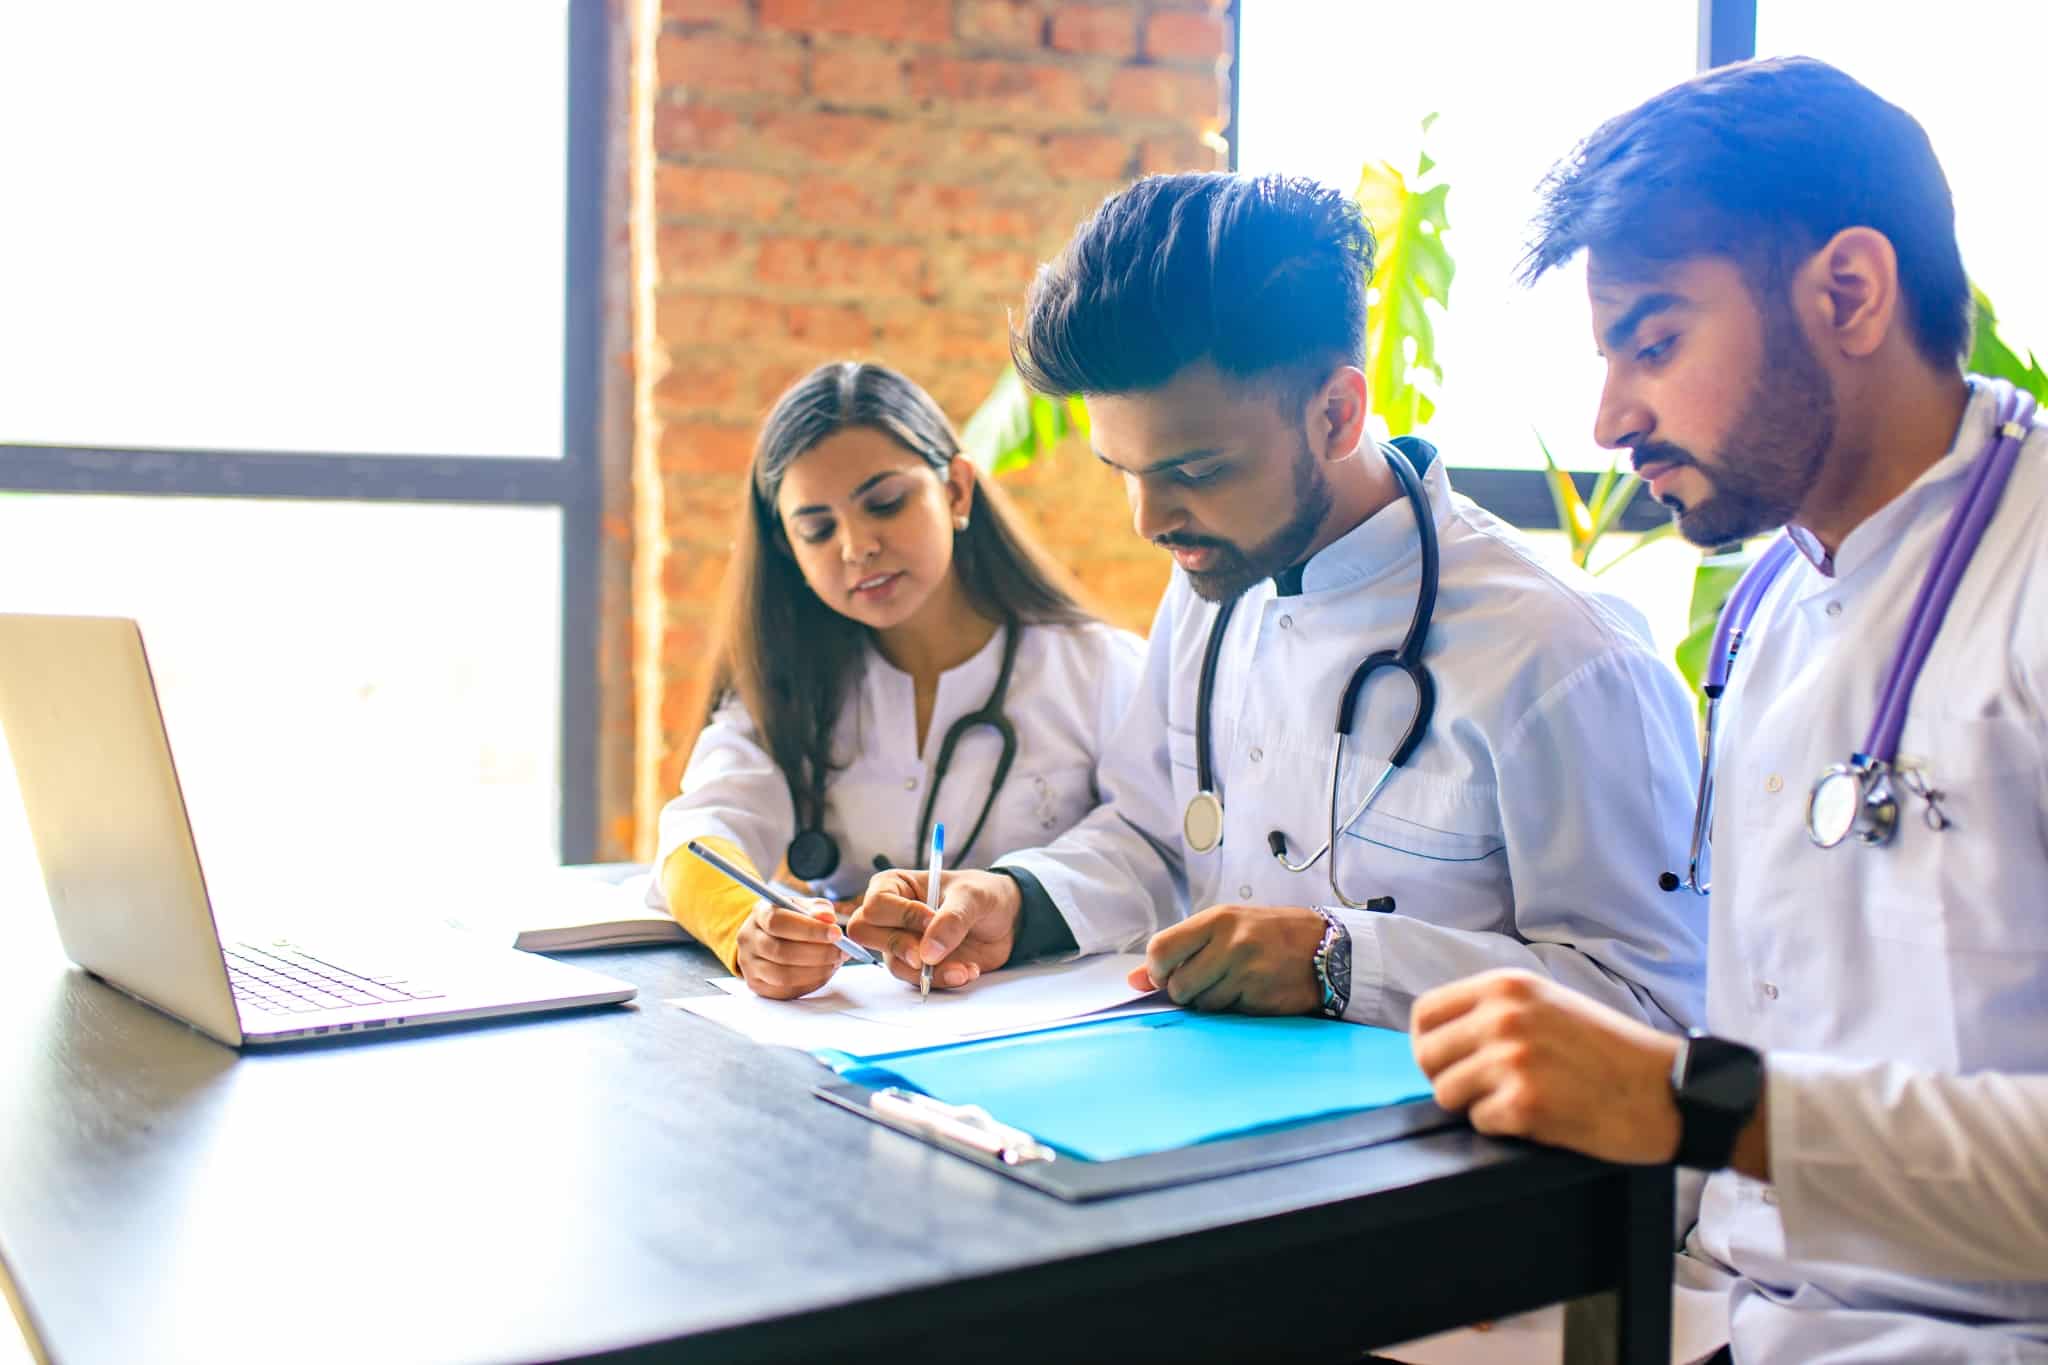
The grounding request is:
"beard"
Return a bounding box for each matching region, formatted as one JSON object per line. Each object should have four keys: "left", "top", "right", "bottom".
{"left": 1637, "top": 298, "right": 1838, "bottom": 547}
{"left": 1163, "top": 435, "right": 1334, "bottom": 603}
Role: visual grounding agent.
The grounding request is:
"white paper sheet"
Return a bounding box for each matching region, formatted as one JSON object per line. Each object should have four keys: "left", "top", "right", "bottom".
{"left": 675, "top": 953, "right": 1165, "bottom": 1056}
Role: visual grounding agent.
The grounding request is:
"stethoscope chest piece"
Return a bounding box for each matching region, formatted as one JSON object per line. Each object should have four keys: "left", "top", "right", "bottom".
{"left": 785, "top": 827, "right": 841, "bottom": 882}
{"left": 1806, "top": 760, "right": 1898, "bottom": 849}
{"left": 1183, "top": 790, "right": 1224, "bottom": 853}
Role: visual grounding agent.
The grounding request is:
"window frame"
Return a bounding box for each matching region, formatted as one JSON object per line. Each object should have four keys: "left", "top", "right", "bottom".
{"left": 1223, "top": 0, "right": 1757, "bottom": 530}
{"left": 0, "top": 0, "right": 628, "bottom": 864}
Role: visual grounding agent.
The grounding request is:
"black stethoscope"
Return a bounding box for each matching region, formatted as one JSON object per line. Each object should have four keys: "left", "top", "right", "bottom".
{"left": 1661, "top": 377, "right": 2037, "bottom": 894}
{"left": 1181, "top": 438, "right": 1440, "bottom": 910}
{"left": 784, "top": 621, "right": 1021, "bottom": 883}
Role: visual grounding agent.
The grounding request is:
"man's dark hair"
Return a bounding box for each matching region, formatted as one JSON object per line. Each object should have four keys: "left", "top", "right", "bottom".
{"left": 1522, "top": 56, "right": 1970, "bottom": 365}
{"left": 1012, "top": 172, "right": 1376, "bottom": 406}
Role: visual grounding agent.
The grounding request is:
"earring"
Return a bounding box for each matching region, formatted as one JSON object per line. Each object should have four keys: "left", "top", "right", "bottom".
{"left": 954, "top": 515, "right": 970, "bottom": 532}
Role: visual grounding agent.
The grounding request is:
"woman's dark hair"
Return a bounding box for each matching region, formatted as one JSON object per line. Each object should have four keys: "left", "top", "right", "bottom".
{"left": 701, "top": 362, "right": 1097, "bottom": 834}
{"left": 1012, "top": 172, "right": 1376, "bottom": 410}
{"left": 1521, "top": 56, "right": 1970, "bottom": 366}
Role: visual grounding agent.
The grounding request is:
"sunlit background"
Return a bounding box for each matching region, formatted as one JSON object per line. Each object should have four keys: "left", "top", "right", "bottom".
{"left": 3, "top": 0, "right": 2044, "bottom": 1012}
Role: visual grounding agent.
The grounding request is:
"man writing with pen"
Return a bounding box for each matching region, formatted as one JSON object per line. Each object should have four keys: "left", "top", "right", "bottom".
{"left": 849, "top": 172, "right": 1707, "bottom": 1042}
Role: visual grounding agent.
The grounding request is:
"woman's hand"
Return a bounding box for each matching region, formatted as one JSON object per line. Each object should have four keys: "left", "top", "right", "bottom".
{"left": 735, "top": 897, "right": 843, "bottom": 1000}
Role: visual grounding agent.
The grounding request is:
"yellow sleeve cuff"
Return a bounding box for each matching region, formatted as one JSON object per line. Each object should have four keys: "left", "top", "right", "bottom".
{"left": 660, "top": 836, "right": 761, "bottom": 975}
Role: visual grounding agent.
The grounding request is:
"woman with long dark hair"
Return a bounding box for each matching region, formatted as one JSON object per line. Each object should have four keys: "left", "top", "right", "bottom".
{"left": 651, "top": 362, "right": 1144, "bottom": 998}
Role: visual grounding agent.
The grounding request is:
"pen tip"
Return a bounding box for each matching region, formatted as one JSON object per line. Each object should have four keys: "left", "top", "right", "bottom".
{"left": 933, "top": 823, "right": 944, "bottom": 851}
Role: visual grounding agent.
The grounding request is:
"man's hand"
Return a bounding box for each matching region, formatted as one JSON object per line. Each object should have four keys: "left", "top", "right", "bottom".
{"left": 734, "top": 898, "right": 842, "bottom": 1001}
{"left": 1126, "top": 904, "right": 1325, "bottom": 1015}
{"left": 1409, "top": 969, "right": 1682, "bottom": 1164}
{"left": 847, "top": 868, "right": 1021, "bottom": 990}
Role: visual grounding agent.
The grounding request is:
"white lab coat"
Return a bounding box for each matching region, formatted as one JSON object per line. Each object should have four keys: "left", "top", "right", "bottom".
{"left": 998, "top": 455, "right": 1709, "bottom": 1032}
{"left": 1687, "top": 383, "right": 2048, "bottom": 1361}
{"left": 650, "top": 620, "right": 1146, "bottom": 904}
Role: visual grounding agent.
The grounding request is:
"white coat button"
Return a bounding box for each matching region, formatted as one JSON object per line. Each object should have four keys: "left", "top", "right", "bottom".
{"left": 1762, "top": 1188, "right": 1780, "bottom": 1206}
{"left": 903, "top": 777, "right": 918, "bottom": 791}
{"left": 1825, "top": 601, "right": 1843, "bottom": 617}
{"left": 1034, "top": 776, "right": 1047, "bottom": 791}
{"left": 1249, "top": 747, "right": 1264, "bottom": 761}
{"left": 1279, "top": 615, "right": 1294, "bottom": 630}
{"left": 1041, "top": 819, "right": 1055, "bottom": 830}
{"left": 1237, "top": 884, "right": 1253, "bottom": 899}
{"left": 1765, "top": 774, "right": 1783, "bottom": 793}
{"left": 1761, "top": 981, "right": 1780, "bottom": 1000}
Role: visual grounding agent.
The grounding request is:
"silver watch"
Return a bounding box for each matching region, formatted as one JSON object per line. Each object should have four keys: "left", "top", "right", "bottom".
{"left": 1311, "top": 909, "right": 1352, "bottom": 1018}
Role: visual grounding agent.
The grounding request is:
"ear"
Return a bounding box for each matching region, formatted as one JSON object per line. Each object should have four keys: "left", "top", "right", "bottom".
{"left": 942, "top": 455, "right": 976, "bottom": 519}
{"left": 1805, "top": 227, "right": 1900, "bottom": 361}
{"left": 1306, "top": 366, "right": 1370, "bottom": 464}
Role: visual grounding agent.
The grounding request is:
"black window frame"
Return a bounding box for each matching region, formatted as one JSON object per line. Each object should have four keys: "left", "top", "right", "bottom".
{"left": 1225, "top": 0, "right": 1758, "bottom": 530}
{"left": 0, "top": 0, "right": 621, "bottom": 864}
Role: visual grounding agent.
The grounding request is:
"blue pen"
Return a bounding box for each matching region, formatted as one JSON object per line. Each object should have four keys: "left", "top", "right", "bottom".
{"left": 920, "top": 824, "right": 944, "bottom": 1003}
{"left": 684, "top": 838, "right": 877, "bottom": 965}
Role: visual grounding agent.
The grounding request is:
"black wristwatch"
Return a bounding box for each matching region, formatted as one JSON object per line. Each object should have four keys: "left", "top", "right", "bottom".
{"left": 1669, "top": 1031, "right": 1764, "bottom": 1170}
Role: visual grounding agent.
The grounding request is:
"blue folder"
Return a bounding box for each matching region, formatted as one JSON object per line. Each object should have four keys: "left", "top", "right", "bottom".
{"left": 820, "top": 1010, "right": 1436, "bottom": 1163}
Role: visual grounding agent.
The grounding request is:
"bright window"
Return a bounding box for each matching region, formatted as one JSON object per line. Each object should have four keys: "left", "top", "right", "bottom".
{"left": 1756, "top": 0, "right": 2048, "bottom": 355}
{"left": 1236, "top": 1, "right": 1699, "bottom": 475}
{"left": 0, "top": 1, "right": 567, "bottom": 458}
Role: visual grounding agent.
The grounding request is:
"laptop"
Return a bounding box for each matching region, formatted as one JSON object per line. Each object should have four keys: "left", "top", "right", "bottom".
{"left": 0, "top": 613, "right": 637, "bottom": 1046}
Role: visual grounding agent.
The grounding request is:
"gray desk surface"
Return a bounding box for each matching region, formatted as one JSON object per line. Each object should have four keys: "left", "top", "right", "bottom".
{"left": 0, "top": 902, "right": 1672, "bottom": 1364}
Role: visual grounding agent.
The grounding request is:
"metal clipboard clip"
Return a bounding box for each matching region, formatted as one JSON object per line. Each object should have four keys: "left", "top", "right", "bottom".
{"left": 870, "top": 1087, "right": 1058, "bottom": 1166}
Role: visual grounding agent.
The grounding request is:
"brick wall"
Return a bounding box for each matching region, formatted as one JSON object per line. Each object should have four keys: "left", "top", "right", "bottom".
{"left": 630, "top": 0, "right": 1233, "bottom": 851}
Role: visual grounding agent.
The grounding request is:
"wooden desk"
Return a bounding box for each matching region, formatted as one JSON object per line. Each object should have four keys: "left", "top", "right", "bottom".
{"left": 0, "top": 907, "right": 1671, "bottom": 1364}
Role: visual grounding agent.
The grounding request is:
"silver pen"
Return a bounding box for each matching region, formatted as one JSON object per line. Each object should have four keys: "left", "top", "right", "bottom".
{"left": 683, "top": 839, "right": 877, "bottom": 965}
{"left": 920, "top": 823, "right": 944, "bottom": 1001}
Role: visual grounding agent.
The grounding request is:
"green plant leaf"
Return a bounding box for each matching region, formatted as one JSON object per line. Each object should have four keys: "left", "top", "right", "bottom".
{"left": 1357, "top": 119, "right": 1453, "bottom": 439}
{"left": 1967, "top": 282, "right": 2048, "bottom": 402}
{"left": 1534, "top": 430, "right": 1591, "bottom": 561}
{"left": 1671, "top": 544, "right": 1758, "bottom": 711}
{"left": 961, "top": 364, "right": 1089, "bottom": 475}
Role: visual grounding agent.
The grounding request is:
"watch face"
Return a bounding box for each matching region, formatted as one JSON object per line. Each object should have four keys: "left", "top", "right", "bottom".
{"left": 1682, "top": 1035, "right": 1763, "bottom": 1113}
{"left": 1326, "top": 931, "right": 1351, "bottom": 1002}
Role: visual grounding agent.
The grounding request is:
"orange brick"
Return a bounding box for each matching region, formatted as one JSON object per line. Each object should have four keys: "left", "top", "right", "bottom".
{"left": 755, "top": 236, "right": 928, "bottom": 298}
{"left": 658, "top": 420, "right": 759, "bottom": 475}
{"left": 652, "top": 353, "right": 748, "bottom": 414}
{"left": 906, "top": 57, "right": 1093, "bottom": 118}
{"left": 963, "top": 247, "right": 1042, "bottom": 291}
{"left": 876, "top": 307, "right": 1010, "bottom": 365}
{"left": 792, "top": 175, "right": 890, "bottom": 225}
{"left": 662, "top": 0, "right": 752, "bottom": 23}
{"left": 662, "top": 547, "right": 733, "bottom": 605}
{"left": 760, "top": 0, "right": 952, "bottom": 44}
{"left": 653, "top": 102, "right": 745, "bottom": 157}
{"left": 921, "top": 365, "right": 1010, "bottom": 423}
{"left": 657, "top": 32, "right": 805, "bottom": 97}
{"left": 655, "top": 225, "right": 757, "bottom": 288}
{"left": 895, "top": 183, "right": 1036, "bottom": 240}
{"left": 1143, "top": 9, "right": 1228, "bottom": 63}
{"left": 809, "top": 45, "right": 909, "bottom": 105}
{"left": 660, "top": 471, "right": 750, "bottom": 544}
{"left": 956, "top": 0, "right": 1044, "bottom": 49}
{"left": 1041, "top": 130, "right": 1132, "bottom": 181}
{"left": 1139, "top": 133, "right": 1220, "bottom": 176}
{"left": 1049, "top": 5, "right": 1136, "bottom": 58}
{"left": 654, "top": 291, "right": 788, "bottom": 346}
{"left": 654, "top": 164, "right": 789, "bottom": 222}
{"left": 785, "top": 302, "right": 875, "bottom": 350}
{"left": 753, "top": 110, "right": 894, "bottom": 165}
{"left": 1106, "top": 65, "right": 1220, "bottom": 121}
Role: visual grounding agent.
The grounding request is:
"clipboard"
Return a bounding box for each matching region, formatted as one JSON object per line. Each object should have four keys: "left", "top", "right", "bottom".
{"left": 811, "top": 1010, "right": 1461, "bottom": 1201}
{"left": 817, "top": 1080, "right": 1455, "bottom": 1201}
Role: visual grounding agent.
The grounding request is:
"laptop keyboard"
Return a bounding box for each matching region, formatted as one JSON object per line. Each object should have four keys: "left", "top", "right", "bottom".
{"left": 226, "top": 943, "right": 447, "bottom": 1016}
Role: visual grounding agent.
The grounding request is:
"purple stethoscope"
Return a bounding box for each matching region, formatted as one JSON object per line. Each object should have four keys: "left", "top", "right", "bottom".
{"left": 1662, "top": 377, "right": 2039, "bottom": 895}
